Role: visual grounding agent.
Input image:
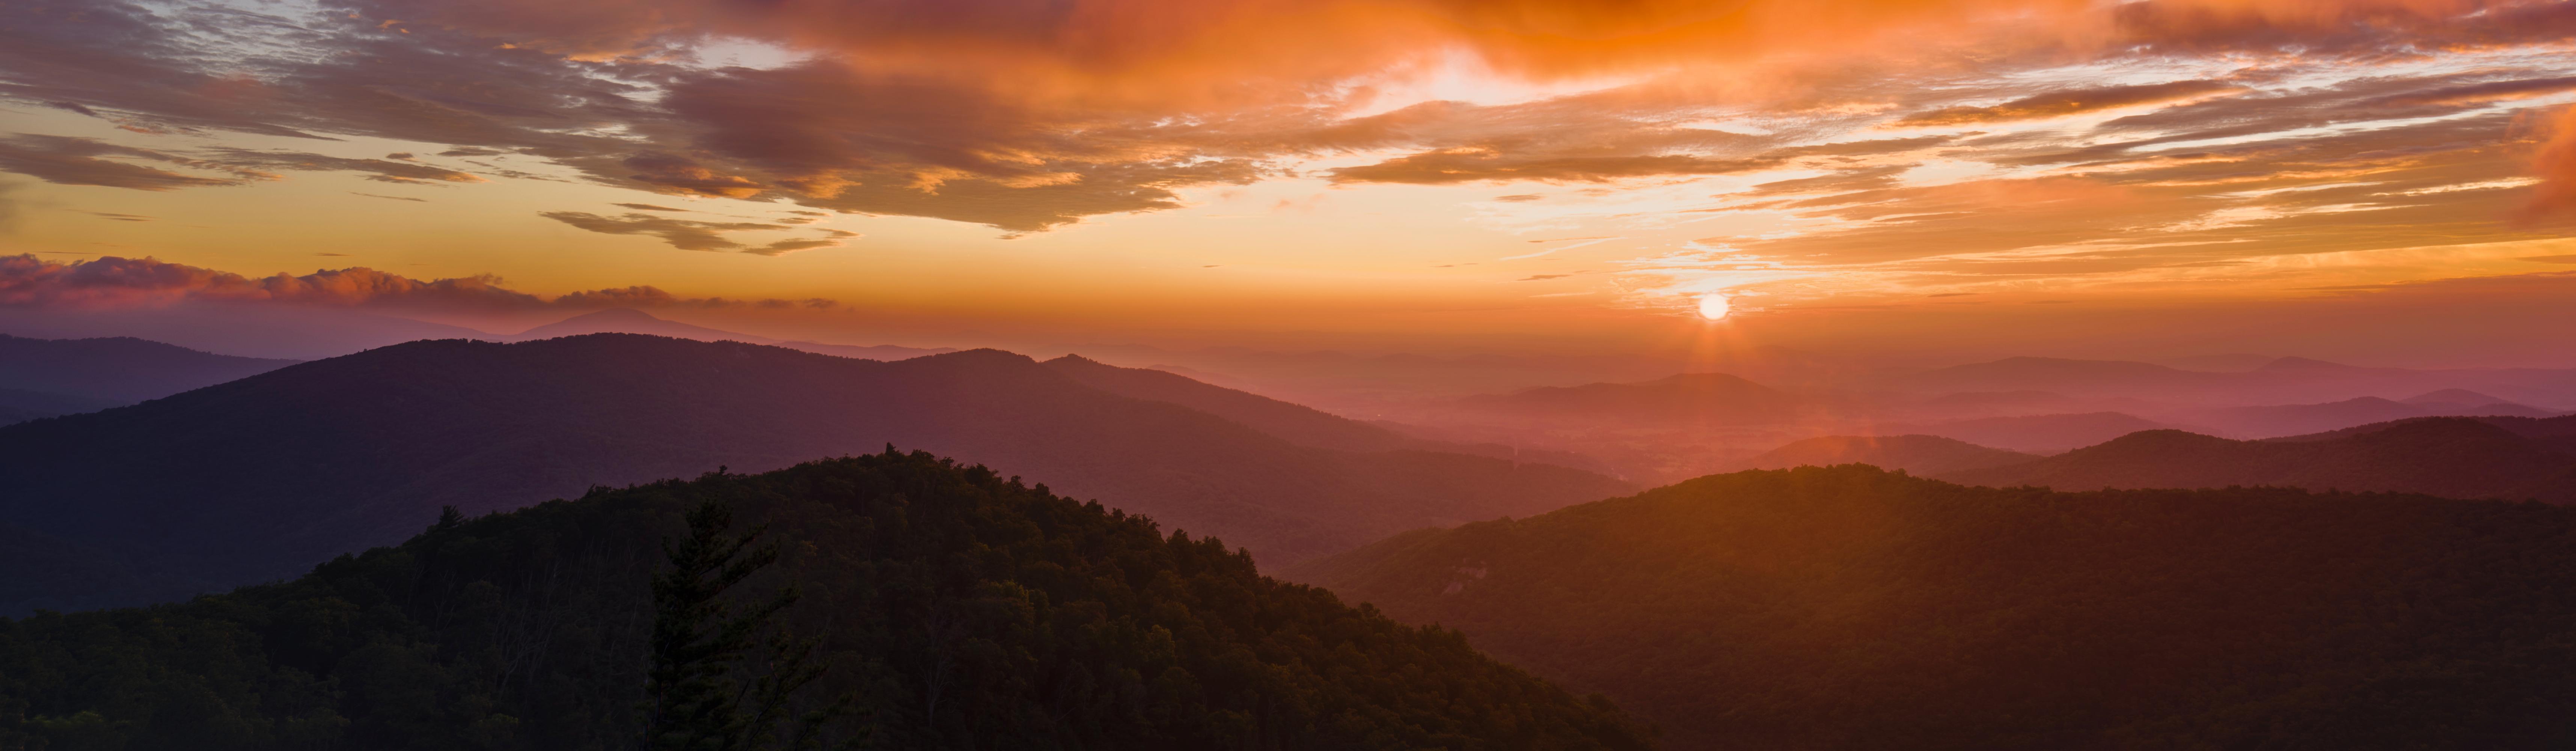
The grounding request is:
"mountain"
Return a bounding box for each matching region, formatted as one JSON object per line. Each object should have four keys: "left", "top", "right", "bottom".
{"left": 0, "top": 387, "right": 118, "bottom": 426}
{"left": 506, "top": 306, "right": 766, "bottom": 342}
{"left": 1042, "top": 354, "right": 1613, "bottom": 472}
{"left": 1896, "top": 355, "right": 2576, "bottom": 409}
{"left": 1451, "top": 372, "right": 1800, "bottom": 427}
{"left": 2405, "top": 388, "right": 2514, "bottom": 407}
{"left": 1940, "top": 418, "right": 2576, "bottom": 501}
{"left": 2153, "top": 353, "right": 2278, "bottom": 372}
{"left": 0, "top": 303, "right": 492, "bottom": 360}
{"left": 1723, "top": 434, "right": 2038, "bottom": 475}
{"left": 0, "top": 333, "right": 298, "bottom": 404}
{"left": 1042, "top": 354, "right": 1416, "bottom": 452}
{"left": 0, "top": 334, "right": 1629, "bottom": 614}
{"left": 1898, "top": 411, "right": 2174, "bottom": 453}
{"left": 2184, "top": 395, "right": 2560, "bottom": 438}
{"left": 509, "top": 308, "right": 952, "bottom": 360}
{"left": 1292, "top": 466, "right": 2576, "bottom": 749}
{"left": 0, "top": 452, "right": 1652, "bottom": 750}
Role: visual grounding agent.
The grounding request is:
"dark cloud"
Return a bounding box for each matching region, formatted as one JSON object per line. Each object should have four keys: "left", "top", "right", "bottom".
{"left": 611, "top": 202, "right": 689, "bottom": 211}
{"left": 77, "top": 210, "right": 153, "bottom": 222}
{"left": 0, "top": 135, "right": 251, "bottom": 190}
{"left": 537, "top": 210, "right": 849, "bottom": 254}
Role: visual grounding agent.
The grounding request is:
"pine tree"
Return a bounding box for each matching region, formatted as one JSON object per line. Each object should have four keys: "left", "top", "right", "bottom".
{"left": 639, "top": 498, "right": 847, "bottom": 750}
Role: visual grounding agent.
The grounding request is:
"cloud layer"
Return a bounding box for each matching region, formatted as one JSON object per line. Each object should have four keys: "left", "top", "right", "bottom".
{"left": 0, "top": 254, "right": 833, "bottom": 312}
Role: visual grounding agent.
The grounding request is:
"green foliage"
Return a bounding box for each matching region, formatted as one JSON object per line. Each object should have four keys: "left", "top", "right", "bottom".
{"left": 1298, "top": 464, "right": 2576, "bottom": 750}
{"left": 0, "top": 449, "right": 1649, "bottom": 751}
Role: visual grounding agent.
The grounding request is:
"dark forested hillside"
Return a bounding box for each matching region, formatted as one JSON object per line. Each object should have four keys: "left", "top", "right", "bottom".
{"left": 0, "top": 333, "right": 297, "bottom": 404}
{"left": 0, "top": 451, "right": 1651, "bottom": 751}
{"left": 1292, "top": 466, "right": 2576, "bottom": 750}
{"left": 1941, "top": 418, "right": 2576, "bottom": 501}
{"left": 0, "top": 335, "right": 1628, "bottom": 614}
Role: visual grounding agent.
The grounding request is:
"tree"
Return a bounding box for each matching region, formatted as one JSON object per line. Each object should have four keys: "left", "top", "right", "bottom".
{"left": 639, "top": 497, "right": 844, "bottom": 751}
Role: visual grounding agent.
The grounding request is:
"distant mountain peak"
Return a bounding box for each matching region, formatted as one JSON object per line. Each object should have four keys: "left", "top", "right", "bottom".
{"left": 557, "top": 307, "right": 661, "bottom": 323}
{"left": 2404, "top": 388, "right": 2510, "bottom": 406}
{"left": 2256, "top": 356, "right": 2354, "bottom": 372}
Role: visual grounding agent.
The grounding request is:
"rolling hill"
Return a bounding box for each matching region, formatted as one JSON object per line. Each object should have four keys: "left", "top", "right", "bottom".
{"left": 0, "top": 334, "right": 1628, "bottom": 614}
{"left": 1450, "top": 372, "right": 1802, "bottom": 427}
{"left": 1940, "top": 417, "right": 2576, "bottom": 501}
{"left": 1293, "top": 466, "right": 2576, "bottom": 749}
{"left": 1723, "top": 434, "right": 2038, "bottom": 475}
{"left": 0, "top": 452, "right": 1651, "bottom": 750}
{"left": 0, "top": 333, "right": 297, "bottom": 405}
{"left": 1897, "top": 411, "right": 2176, "bottom": 453}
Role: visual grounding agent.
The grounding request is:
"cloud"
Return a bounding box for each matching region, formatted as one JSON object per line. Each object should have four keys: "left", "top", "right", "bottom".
{"left": 2524, "top": 106, "right": 2576, "bottom": 221}
{"left": 538, "top": 210, "right": 846, "bottom": 254}
{"left": 612, "top": 202, "right": 689, "bottom": 211}
{"left": 0, "top": 253, "right": 834, "bottom": 311}
{"left": 0, "top": 135, "right": 251, "bottom": 190}
{"left": 1329, "top": 147, "right": 1781, "bottom": 185}
{"left": 0, "top": 0, "right": 2559, "bottom": 244}
{"left": 1892, "top": 80, "right": 2243, "bottom": 126}
{"left": 352, "top": 192, "right": 428, "bottom": 202}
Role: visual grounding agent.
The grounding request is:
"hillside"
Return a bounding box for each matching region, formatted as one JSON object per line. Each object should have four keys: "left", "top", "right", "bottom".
{"left": 0, "top": 334, "right": 1629, "bottom": 614}
{"left": 1724, "top": 435, "right": 2038, "bottom": 475}
{"left": 1941, "top": 418, "right": 2576, "bottom": 501}
{"left": 0, "top": 451, "right": 1651, "bottom": 750}
{"left": 0, "top": 333, "right": 297, "bottom": 404}
{"left": 1899, "top": 411, "right": 2173, "bottom": 453}
{"left": 1292, "top": 466, "right": 2576, "bottom": 749}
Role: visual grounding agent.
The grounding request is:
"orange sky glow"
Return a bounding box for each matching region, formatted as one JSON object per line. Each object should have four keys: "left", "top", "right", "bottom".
{"left": 5, "top": 0, "right": 2576, "bottom": 366}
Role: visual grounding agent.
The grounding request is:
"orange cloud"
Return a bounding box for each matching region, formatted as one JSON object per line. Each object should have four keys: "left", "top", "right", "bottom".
{"left": 1892, "top": 80, "right": 2243, "bottom": 126}
{"left": 2523, "top": 105, "right": 2576, "bottom": 220}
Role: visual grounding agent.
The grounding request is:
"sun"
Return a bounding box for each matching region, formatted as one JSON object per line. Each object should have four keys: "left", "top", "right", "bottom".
{"left": 1697, "top": 294, "right": 1731, "bottom": 321}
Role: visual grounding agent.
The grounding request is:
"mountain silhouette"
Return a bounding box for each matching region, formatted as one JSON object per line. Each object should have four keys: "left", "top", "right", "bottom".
{"left": 2182, "top": 395, "right": 2561, "bottom": 438}
{"left": 1898, "top": 355, "right": 2576, "bottom": 407}
{"left": 0, "top": 334, "right": 1628, "bottom": 614}
{"left": 0, "top": 451, "right": 1651, "bottom": 749}
{"left": 1897, "top": 411, "right": 2176, "bottom": 453}
{"left": 1452, "top": 371, "right": 1800, "bottom": 426}
{"left": 1293, "top": 466, "right": 2576, "bottom": 749}
{"left": 509, "top": 307, "right": 953, "bottom": 360}
{"left": 1940, "top": 417, "right": 2576, "bottom": 501}
{"left": 0, "top": 333, "right": 298, "bottom": 406}
{"left": 1723, "top": 434, "right": 2039, "bottom": 475}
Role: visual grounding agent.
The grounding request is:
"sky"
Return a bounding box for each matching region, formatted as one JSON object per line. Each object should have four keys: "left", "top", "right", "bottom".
{"left": 3, "top": 0, "right": 2576, "bottom": 366}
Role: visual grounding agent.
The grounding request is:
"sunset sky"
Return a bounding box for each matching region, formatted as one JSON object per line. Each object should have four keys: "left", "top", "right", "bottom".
{"left": 5, "top": 0, "right": 2576, "bottom": 365}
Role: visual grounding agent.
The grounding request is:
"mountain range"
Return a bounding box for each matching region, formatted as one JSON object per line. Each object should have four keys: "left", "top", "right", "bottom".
{"left": 0, "top": 334, "right": 1628, "bottom": 614}
{"left": 1293, "top": 465, "right": 2576, "bottom": 749}
{"left": 1718, "top": 434, "right": 2040, "bottom": 476}
{"left": 1940, "top": 416, "right": 2576, "bottom": 501}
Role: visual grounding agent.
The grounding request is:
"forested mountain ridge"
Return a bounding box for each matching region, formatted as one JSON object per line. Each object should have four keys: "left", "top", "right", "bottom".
{"left": 0, "top": 334, "right": 1628, "bottom": 614}
{"left": 1292, "top": 466, "right": 2576, "bottom": 750}
{"left": 0, "top": 451, "right": 1653, "bottom": 751}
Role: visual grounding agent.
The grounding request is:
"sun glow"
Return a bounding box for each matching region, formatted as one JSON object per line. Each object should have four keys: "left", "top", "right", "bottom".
{"left": 1697, "top": 294, "right": 1732, "bottom": 320}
